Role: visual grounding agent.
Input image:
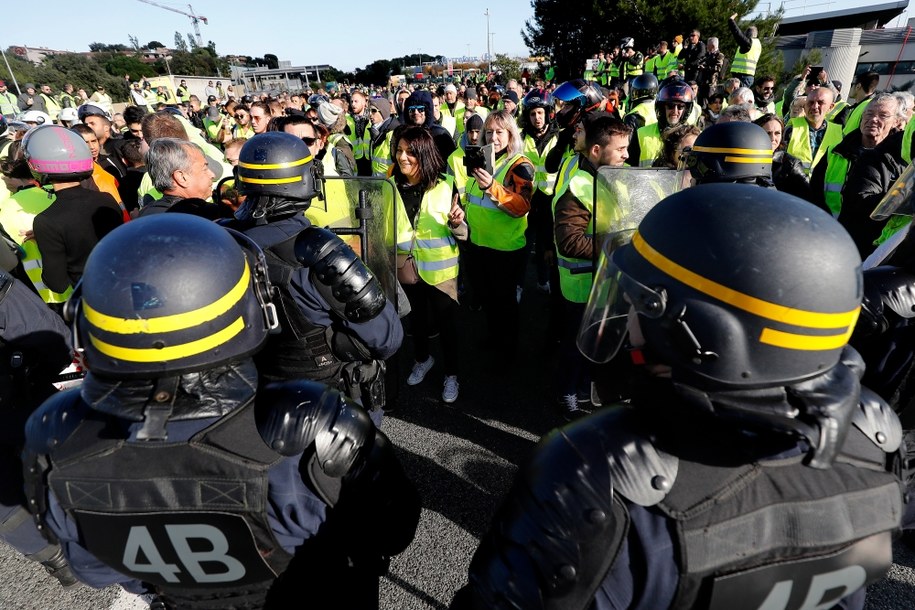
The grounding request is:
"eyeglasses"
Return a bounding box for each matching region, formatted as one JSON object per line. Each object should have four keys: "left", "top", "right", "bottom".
{"left": 234, "top": 114, "right": 247, "bottom": 119}
{"left": 370, "top": 107, "right": 380, "bottom": 114}
{"left": 301, "top": 136, "right": 317, "bottom": 145}
{"left": 407, "top": 105, "right": 426, "bottom": 113}
{"left": 760, "top": 86, "right": 775, "bottom": 91}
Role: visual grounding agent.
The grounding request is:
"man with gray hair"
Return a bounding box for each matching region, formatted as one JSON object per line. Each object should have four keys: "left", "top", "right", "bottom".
{"left": 139, "top": 138, "right": 215, "bottom": 216}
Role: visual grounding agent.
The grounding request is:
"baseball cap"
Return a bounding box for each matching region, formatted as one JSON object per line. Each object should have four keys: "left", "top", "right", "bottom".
{"left": 77, "top": 102, "right": 111, "bottom": 121}
{"left": 207, "top": 95, "right": 217, "bottom": 103}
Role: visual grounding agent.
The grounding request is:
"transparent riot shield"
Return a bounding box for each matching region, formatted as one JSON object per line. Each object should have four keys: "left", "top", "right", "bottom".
{"left": 865, "top": 163, "right": 915, "bottom": 269}
{"left": 592, "top": 167, "right": 680, "bottom": 249}
{"left": 310, "top": 176, "right": 399, "bottom": 307}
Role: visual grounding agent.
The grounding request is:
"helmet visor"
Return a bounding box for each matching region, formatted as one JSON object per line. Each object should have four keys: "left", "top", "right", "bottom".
{"left": 871, "top": 163, "right": 915, "bottom": 220}
{"left": 577, "top": 233, "right": 667, "bottom": 363}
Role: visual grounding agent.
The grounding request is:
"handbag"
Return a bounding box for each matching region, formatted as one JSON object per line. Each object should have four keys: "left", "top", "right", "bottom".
{"left": 396, "top": 253, "right": 420, "bottom": 285}
{"left": 396, "top": 234, "right": 420, "bottom": 285}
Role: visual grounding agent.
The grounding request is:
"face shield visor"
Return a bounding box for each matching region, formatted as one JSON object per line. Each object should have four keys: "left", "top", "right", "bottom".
{"left": 871, "top": 162, "right": 915, "bottom": 221}
{"left": 577, "top": 233, "right": 668, "bottom": 363}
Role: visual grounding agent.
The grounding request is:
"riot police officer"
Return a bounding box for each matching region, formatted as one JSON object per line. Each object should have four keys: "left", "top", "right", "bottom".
{"left": 452, "top": 184, "right": 904, "bottom": 609}
{"left": 22, "top": 214, "right": 420, "bottom": 609}
{"left": 231, "top": 132, "right": 403, "bottom": 416}
{"left": 681, "top": 121, "right": 774, "bottom": 186}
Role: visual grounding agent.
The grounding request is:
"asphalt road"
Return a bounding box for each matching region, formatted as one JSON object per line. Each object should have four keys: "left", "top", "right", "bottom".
{"left": 2, "top": 282, "right": 915, "bottom": 609}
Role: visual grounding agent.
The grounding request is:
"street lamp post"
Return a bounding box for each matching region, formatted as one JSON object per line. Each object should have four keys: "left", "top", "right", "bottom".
{"left": 484, "top": 8, "right": 491, "bottom": 74}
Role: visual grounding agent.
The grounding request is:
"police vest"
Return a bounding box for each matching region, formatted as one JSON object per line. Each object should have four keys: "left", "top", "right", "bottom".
{"left": 447, "top": 147, "right": 470, "bottom": 196}
{"left": 731, "top": 38, "right": 762, "bottom": 77}
{"left": 464, "top": 153, "right": 528, "bottom": 251}
{"left": 823, "top": 148, "right": 851, "bottom": 216}
{"left": 370, "top": 129, "right": 394, "bottom": 178}
{"left": 625, "top": 101, "right": 658, "bottom": 128}
{"left": 39, "top": 94, "right": 60, "bottom": 121}
{"left": 389, "top": 176, "right": 459, "bottom": 286}
{"left": 843, "top": 97, "right": 874, "bottom": 136}
{"left": 786, "top": 117, "right": 843, "bottom": 175}
{"left": 38, "top": 393, "right": 292, "bottom": 610}
{"left": 258, "top": 235, "right": 346, "bottom": 386}
{"left": 637, "top": 123, "right": 664, "bottom": 167}
{"left": 523, "top": 132, "right": 559, "bottom": 196}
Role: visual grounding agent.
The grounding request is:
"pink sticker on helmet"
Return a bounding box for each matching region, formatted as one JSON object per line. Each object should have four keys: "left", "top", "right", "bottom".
{"left": 28, "top": 158, "right": 93, "bottom": 173}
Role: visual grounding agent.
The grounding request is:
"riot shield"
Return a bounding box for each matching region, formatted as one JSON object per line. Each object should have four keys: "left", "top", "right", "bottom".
{"left": 871, "top": 163, "right": 915, "bottom": 221}
{"left": 592, "top": 166, "right": 680, "bottom": 250}
{"left": 310, "top": 176, "right": 399, "bottom": 306}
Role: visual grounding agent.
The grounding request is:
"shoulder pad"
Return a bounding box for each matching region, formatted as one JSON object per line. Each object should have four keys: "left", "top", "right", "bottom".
{"left": 255, "top": 380, "right": 374, "bottom": 478}
{"left": 294, "top": 226, "right": 386, "bottom": 323}
{"left": 865, "top": 266, "right": 915, "bottom": 319}
{"left": 852, "top": 386, "right": 903, "bottom": 454}
{"left": 24, "top": 389, "right": 89, "bottom": 455}
{"left": 576, "top": 407, "right": 680, "bottom": 507}
{"left": 467, "top": 408, "right": 639, "bottom": 609}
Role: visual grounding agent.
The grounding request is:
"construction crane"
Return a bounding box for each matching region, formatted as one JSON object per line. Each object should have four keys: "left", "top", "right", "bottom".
{"left": 136, "top": 0, "right": 208, "bottom": 48}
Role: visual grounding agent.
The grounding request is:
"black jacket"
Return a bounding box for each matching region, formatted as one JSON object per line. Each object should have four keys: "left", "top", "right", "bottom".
{"left": 840, "top": 130, "right": 909, "bottom": 257}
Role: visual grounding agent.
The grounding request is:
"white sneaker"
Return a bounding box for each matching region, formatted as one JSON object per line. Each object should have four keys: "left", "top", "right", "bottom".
{"left": 558, "top": 393, "right": 584, "bottom": 421}
{"left": 442, "top": 375, "right": 459, "bottom": 403}
{"left": 407, "top": 356, "right": 435, "bottom": 386}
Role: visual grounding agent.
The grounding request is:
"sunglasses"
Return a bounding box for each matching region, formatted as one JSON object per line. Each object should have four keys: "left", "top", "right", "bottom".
{"left": 370, "top": 107, "right": 380, "bottom": 113}
{"left": 665, "top": 103, "right": 686, "bottom": 110}
{"left": 301, "top": 136, "right": 317, "bottom": 145}
{"left": 407, "top": 105, "right": 426, "bottom": 113}
{"left": 234, "top": 114, "right": 247, "bottom": 119}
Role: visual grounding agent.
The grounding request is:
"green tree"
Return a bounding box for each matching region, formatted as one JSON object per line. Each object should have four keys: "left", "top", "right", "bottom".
{"left": 523, "top": 0, "right": 777, "bottom": 82}
{"left": 264, "top": 54, "right": 279, "bottom": 70}
{"left": 493, "top": 53, "right": 522, "bottom": 82}
{"left": 174, "top": 32, "right": 188, "bottom": 53}
{"left": 146, "top": 40, "right": 165, "bottom": 49}
{"left": 129, "top": 35, "right": 141, "bottom": 52}
{"left": 187, "top": 34, "right": 199, "bottom": 51}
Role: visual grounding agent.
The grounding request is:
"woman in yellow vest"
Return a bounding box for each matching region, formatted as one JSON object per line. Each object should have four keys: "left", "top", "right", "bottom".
{"left": 388, "top": 126, "right": 467, "bottom": 403}
{"left": 463, "top": 110, "right": 535, "bottom": 356}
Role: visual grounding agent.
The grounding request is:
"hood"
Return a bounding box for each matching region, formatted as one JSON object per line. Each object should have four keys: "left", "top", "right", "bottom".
{"left": 404, "top": 90, "right": 435, "bottom": 129}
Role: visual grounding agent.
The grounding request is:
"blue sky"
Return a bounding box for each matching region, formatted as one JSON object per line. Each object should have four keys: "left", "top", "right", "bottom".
{"left": 8, "top": 0, "right": 909, "bottom": 72}
{"left": 10, "top": 0, "right": 535, "bottom": 72}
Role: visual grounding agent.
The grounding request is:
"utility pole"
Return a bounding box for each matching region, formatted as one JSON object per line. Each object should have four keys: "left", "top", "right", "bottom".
{"left": 484, "top": 8, "right": 491, "bottom": 73}
{"left": 0, "top": 44, "right": 20, "bottom": 94}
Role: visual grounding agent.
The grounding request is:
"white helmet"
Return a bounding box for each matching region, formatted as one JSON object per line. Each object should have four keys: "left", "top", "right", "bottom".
{"left": 19, "top": 110, "right": 51, "bottom": 126}
{"left": 59, "top": 107, "right": 79, "bottom": 123}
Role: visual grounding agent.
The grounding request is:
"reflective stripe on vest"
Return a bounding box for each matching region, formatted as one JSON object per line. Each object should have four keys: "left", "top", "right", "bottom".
{"left": 637, "top": 123, "right": 664, "bottom": 167}
{"left": 371, "top": 131, "right": 394, "bottom": 177}
{"left": 823, "top": 150, "right": 851, "bottom": 216}
{"left": 731, "top": 38, "right": 762, "bottom": 76}
{"left": 523, "top": 132, "right": 559, "bottom": 195}
{"left": 464, "top": 154, "right": 528, "bottom": 251}
{"left": 786, "top": 117, "right": 843, "bottom": 175}
{"left": 389, "top": 176, "right": 459, "bottom": 285}
{"left": 21, "top": 240, "right": 72, "bottom": 303}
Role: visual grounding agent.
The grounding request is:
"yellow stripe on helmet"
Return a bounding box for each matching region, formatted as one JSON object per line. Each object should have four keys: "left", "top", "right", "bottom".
{"left": 723, "top": 156, "right": 773, "bottom": 164}
{"left": 691, "top": 145, "right": 773, "bottom": 156}
{"left": 83, "top": 263, "right": 250, "bottom": 334}
{"left": 87, "top": 317, "right": 246, "bottom": 363}
{"left": 237, "top": 156, "right": 313, "bottom": 170}
{"left": 632, "top": 231, "right": 859, "bottom": 330}
{"left": 238, "top": 175, "right": 303, "bottom": 185}
{"left": 759, "top": 324, "right": 857, "bottom": 351}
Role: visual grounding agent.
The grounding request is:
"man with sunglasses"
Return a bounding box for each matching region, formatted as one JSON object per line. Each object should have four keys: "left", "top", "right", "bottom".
{"left": 402, "top": 89, "right": 456, "bottom": 166}
{"left": 753, "top": 75, "right": 777, "bottom": 114}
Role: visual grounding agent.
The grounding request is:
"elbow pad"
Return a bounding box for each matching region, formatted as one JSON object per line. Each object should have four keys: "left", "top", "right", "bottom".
{"left": 295, "top": 226, "right": 387, "bottom": 323}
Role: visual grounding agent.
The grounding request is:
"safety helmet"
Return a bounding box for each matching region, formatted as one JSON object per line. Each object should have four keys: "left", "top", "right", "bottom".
{"left": 629, "top": 73, "right": 659, "bottom": 106}
{"left": 58, "top": 107, "right": 79, "bottom": 124}
{"left": 22, "top": 124, "right": 94, "bottom": 184}
{"left": 655, "top": 80, "right": 694, "bottom": 129}
{"left": 234, "top": 132, "right": 318, "bottom": 221}
{"left": 578, "top": 184, "right": 862, "bottom": 390}
{"left": 76, "top": 102, "right": 110, "bottom": 122}
{"left": 19, "top": 110, "right": 50, "bottom": 126}
{"left": 522, "top": 88, "right": 554, "bottom": 111}
{"left": 553, "top": 79, "right": 605, "bottom": 128}
{"left": 620, "top": 37, "right": 635, "bottom": 50}
{"left": 68, "top": 214, "right": 278, "bottom": 378}
{"left": 307, "top": 93, "right": 329, "bottom": 108}
{"left": 682, "top": 122, "right": 773, "bottom": 184}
